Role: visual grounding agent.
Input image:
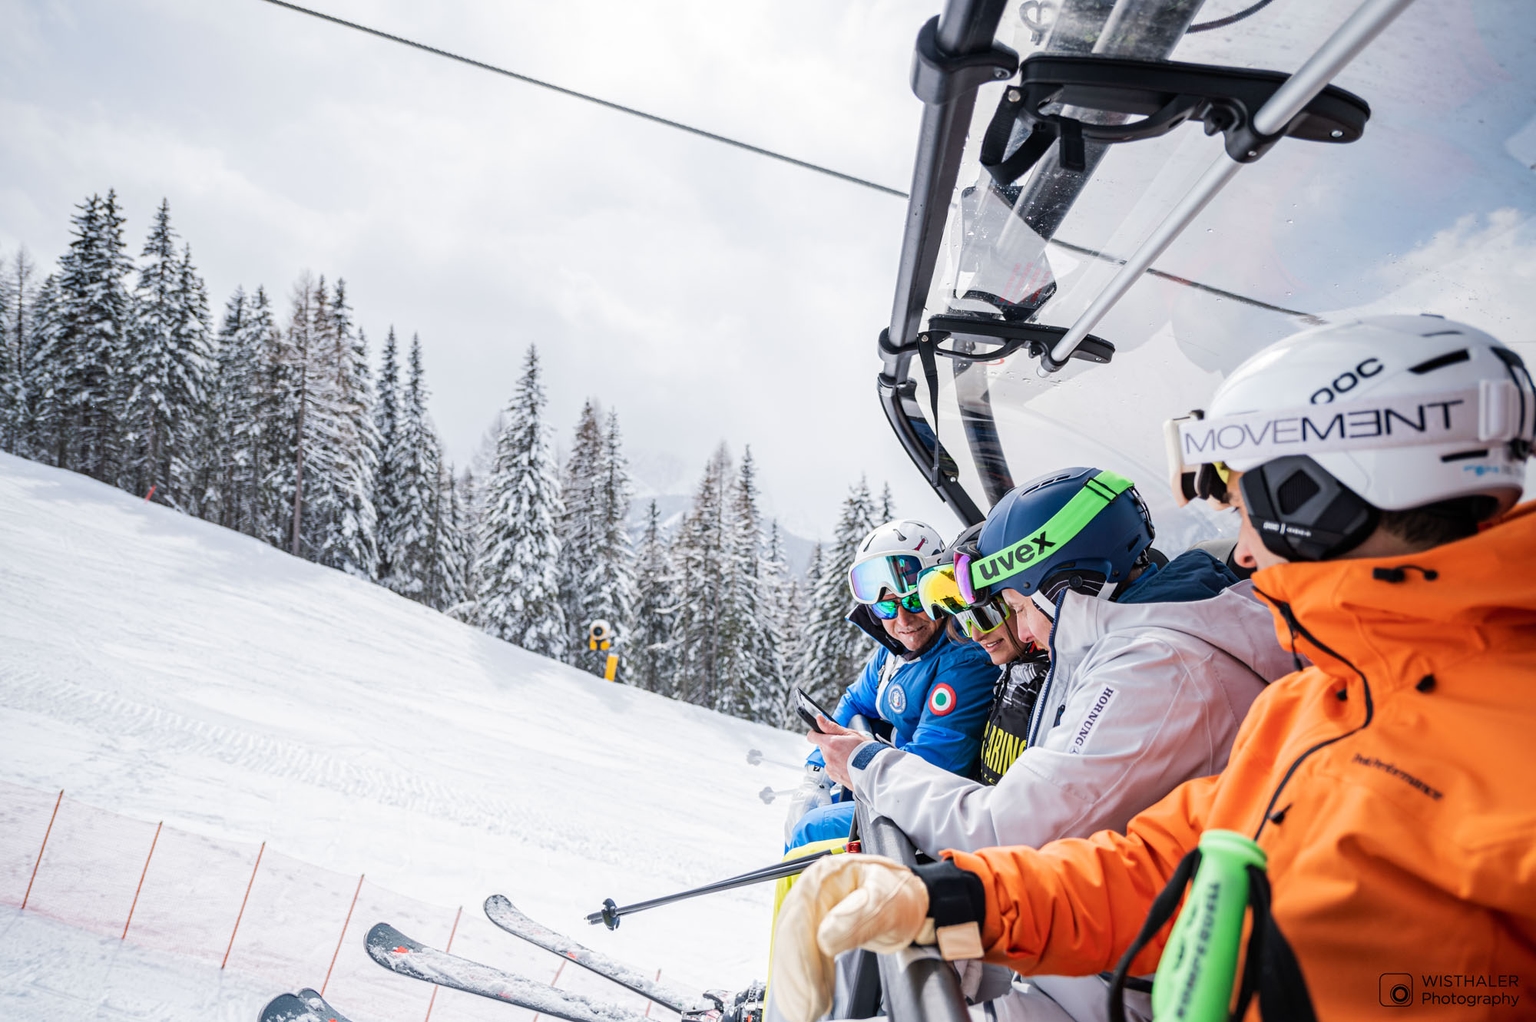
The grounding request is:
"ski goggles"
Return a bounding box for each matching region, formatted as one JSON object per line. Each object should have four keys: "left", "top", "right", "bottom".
{"left": 953, "top": 470, "right": 1135, "bottom": 603}
{"left": 1165, "top": 412, "right": 1235, "bottom": 507}
{"left": 1163, "top": 379, "right": 1533, "bottom": 508}
{"left": 915, "top": 565, "right": 1012, "bottom": 639}
{"left": 869, "top": 591, "right": 924, "bottom": 620}
{"left": 847, "top": 553, "right": 925, "bottom": 604}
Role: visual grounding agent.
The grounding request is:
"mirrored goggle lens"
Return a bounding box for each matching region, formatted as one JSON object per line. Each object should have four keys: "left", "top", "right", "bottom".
{"left": 849, "top": 554, "right": 925, "bottom": 603}
{"left": 953, "top": 550, "right": 983, "bottom": 604}
{"left": 956, "top": 599, "right": 1011, "bottom": 639}
{"left": 916, "top": 564, "right": 965, "bottom": 620}
{"left": 871, "top": 591, "right": 924, "bottom": 619}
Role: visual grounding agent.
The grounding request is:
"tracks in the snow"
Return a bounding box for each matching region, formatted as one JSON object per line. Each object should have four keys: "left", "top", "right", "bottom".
{"left": 0, "top": 669, "right": 667, "bottom": 872}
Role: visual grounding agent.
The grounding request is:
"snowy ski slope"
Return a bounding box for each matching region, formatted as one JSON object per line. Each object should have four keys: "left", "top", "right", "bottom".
{"left": 0, "top": 452, "right": 808, "bottom": 1019}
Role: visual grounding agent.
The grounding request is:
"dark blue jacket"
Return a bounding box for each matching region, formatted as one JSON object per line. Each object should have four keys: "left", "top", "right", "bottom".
{"left": 1116, "top": 549, "right": 1240, "bottom": 606}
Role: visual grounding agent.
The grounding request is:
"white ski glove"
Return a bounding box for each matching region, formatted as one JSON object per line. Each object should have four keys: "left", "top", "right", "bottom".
{"left": 766, "top": 855, "right": 987, "bottom": 1022}
{"left": 782, "top": 763, "right": 834, "bottom": 844}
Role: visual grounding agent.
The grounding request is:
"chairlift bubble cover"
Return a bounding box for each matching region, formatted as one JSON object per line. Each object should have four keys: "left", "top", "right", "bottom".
{"left": 877, "top": 0, "right": 1536, "bottom": 551}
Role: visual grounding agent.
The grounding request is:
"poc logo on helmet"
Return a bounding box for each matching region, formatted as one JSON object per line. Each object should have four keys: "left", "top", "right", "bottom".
{"left": 1310, "top": 358, "right": 1384, "bottom": 404}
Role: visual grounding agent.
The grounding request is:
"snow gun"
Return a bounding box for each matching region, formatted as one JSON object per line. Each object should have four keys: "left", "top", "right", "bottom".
{"left": 586, "top": 844, "right": 855, "bottom": 929}
{"left": 1107, "top": 829, "right": 1313, "bottom": 1021}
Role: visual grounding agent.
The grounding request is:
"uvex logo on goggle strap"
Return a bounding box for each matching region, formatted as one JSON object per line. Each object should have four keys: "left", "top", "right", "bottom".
{"left": 1177, "top": 382, "right": 1527, "bottom": 466}
{"left": 968, "top": 472, "right": 1134, "bottom": 591}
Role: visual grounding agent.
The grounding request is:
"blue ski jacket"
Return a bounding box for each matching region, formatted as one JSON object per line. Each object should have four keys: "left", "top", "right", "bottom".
{"left": 811, "top": 629, "right": 997, "bottom": 779}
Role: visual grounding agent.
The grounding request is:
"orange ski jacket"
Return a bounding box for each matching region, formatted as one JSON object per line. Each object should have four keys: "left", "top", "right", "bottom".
{"left": 947, "top": 502, "right": 1536, "bottom": 1019}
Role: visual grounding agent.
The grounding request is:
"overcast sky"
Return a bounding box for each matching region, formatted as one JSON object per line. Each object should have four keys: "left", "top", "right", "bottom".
{"left": 0, "top": 0, "right": 954, "bottom": 539}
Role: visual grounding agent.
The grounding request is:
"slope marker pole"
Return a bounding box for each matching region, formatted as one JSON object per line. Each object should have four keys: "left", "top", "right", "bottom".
{"left": 121, "top": 820, "right": 162, "bottom": 939}
{"left": 424, "top": 905, "right": 463, "bottom": 1021}
{"left": 323, "top": 873, "right": 365, "bottom": 996}
{"left": 20, "top": 789, "right": 63, "bottom": 911}
{"left": 645, "top": 969, "right": 662, "bottom": 1017}
{"left": 532, "top": 959, "right": 569, "bottom": 1022}
{"left": 222, "top": 841, "right": 265, "bottom": 969}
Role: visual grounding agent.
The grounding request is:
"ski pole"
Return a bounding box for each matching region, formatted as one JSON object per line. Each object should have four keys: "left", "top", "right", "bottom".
{"left": 586, "top": 845, "right": 853, "bottom": 929}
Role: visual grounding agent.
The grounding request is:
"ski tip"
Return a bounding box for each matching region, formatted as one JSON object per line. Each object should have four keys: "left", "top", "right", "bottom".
{"left": 484, "top": 893, "right": 514, "bottom": 913}
{"left": 364, "top": 921, "right": 417, "bottom": 961}
{"left": 259, "top": 992, "right": 307, "bottom": 1022}
{"left": 296, "top": 988, "right": 354, "bottom": 1022}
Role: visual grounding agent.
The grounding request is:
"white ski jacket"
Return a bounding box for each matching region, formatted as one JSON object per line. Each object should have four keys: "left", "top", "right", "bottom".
{"left": 844, "top": 573, "right": 1296, "bottom": 855}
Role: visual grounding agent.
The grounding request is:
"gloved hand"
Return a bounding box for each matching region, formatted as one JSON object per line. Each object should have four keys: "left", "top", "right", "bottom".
{"left": 782, "top": 763, "right": 835, "bottom": 844}
{"left": 769, "top": 855, "right": 990, "bottom": 1022}
{"left": 769, "top": 855, "right": 927, "bottom": 1022}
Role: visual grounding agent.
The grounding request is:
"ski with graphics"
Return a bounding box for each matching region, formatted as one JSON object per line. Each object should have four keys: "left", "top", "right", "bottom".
{"left": 484, "top": 894, "right": 709, "bottom": 1014}
{"left": 259, "top": 988, "right": 355, "bottom": 1022}
{"left": 366, "top": 921, "right": 764, "bottom": 1022}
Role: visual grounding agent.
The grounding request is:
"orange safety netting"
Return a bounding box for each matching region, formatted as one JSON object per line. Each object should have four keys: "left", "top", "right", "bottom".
{"left": 0, "top": 780, "right": 681, "bottom": 1022}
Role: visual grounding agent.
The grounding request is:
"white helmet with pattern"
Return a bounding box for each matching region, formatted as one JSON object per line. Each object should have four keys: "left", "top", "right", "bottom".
{"left": 847, "top": 519, "right": 947, "bottom": 604}
{"left": 1167, "top": 314, "right": 1533, "bottom": 560}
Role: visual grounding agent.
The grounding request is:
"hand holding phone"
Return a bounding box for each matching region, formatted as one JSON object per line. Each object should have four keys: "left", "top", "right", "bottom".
{"left": 794, "top": 687, "right": 835, "bottom": 733}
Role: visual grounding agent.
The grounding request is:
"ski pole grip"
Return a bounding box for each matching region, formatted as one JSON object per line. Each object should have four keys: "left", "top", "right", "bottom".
{"left": 1150, "top": 830, "right": 1267, "bottom": 1022}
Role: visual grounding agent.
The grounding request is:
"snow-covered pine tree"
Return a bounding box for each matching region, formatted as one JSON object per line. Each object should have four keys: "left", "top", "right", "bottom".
{"left": 795, "top": 478, "right": 878, "bottom": 709}
{"left": 0, "top": 247, "right": 38, "bottom": 455}
{"left": 554, "top": 401, "right": 606, "bottom": 663}
{"left": 625, "top": 499, "right": 674, "bottom": 695}
{"left": 879, "top": 481, "right": 895, "bottom": 521}
{"left": 0, "top": 251, "right": 14, "bottom": 449}
{"left": 121, "top": 202, "right": 212, "bottom": 505}
{"left": 269, "top": 272, "right": 323, "bottom": 555}
{"left": 715, "top": 447, "right": 782, "bottom": 723}
{"left": 309, "top": 280, "right": 379, "bottom": 578}
{"left": 54, "top": 191, "right": 134, "bottom": 481}
{"left": 453, "top": 463, "right": 482, "bottom": 613}
{"left": 20, "top": 274, "right": 63, "bottom": 463}
{"left": 10, "top": 249, "right": 39, "bottom": 454}
{"left": 670, "top": 444, "right": 733, "bottom": 710}
{"left": 475, "top": 345, "right": 565, "bottom": 656}
{"left": 373, "top": 326, "right": 404, "bottom": 583}
{"left": 381, "top": 334, "right": 440, "bottom": 600}
{"left": 169, "top": 244, "right": 215, "bottom": 513}
{"left": 434, "top": 462, "right": 475, "bottom": 617}
{"left": 593, "top": 411, "right": 635, "bottom": 626}
{"left": 760, "top": 518, "right": 801, "bottom": 726}
{"left": 243, "top": 286, "right": 294, "bottom": 547}
{"left": 203, "top": 287, "right": 253, "bottom": 529}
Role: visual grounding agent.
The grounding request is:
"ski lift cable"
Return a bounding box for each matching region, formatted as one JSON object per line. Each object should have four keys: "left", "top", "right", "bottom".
{"left": 1045, "top": 238, "right": 1326, "bottom": 325}
{"left": 254, "top": 0, "right": 910, "bottom": 198}
{"left": 1040, "top": 0, "right": 1415, "bottom": 375}
{"left": 255, "top": 0, "right": 1328, "bottom": 322}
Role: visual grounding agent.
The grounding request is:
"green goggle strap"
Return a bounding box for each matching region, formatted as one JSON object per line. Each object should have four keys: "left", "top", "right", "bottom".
{"left": 968, "top": 470, "right": 1135, "bottom": 594}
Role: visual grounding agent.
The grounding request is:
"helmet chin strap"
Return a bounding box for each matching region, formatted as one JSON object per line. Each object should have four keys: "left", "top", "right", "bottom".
{"left": 1033, "top": 572, "right": 1120, "bottom": 619}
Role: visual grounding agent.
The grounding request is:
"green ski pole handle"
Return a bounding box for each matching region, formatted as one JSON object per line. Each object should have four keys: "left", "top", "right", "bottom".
{"left": 1151, "top": 830, "right": 1267, "bottom": 1022}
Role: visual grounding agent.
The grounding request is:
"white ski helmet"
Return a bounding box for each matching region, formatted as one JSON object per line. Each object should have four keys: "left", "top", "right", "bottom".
{"left": 1166, "top": 314, "right": 1534, "bottom": 560}
{"left": 847, "top": 519, "right": 947, "bottom": 604}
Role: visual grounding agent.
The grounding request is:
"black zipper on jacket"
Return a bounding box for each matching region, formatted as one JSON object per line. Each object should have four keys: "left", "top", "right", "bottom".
{"left": 1251, "top": 585, "right": 1376, "bottom": 842}
{"left": 1025, "top": 591, "right": 1069, "bottom": 747}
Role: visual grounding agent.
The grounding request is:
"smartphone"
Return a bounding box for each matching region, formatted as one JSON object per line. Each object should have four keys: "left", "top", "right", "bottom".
{"left": 794, "top": 687, "right": 835, "bottom": 733}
